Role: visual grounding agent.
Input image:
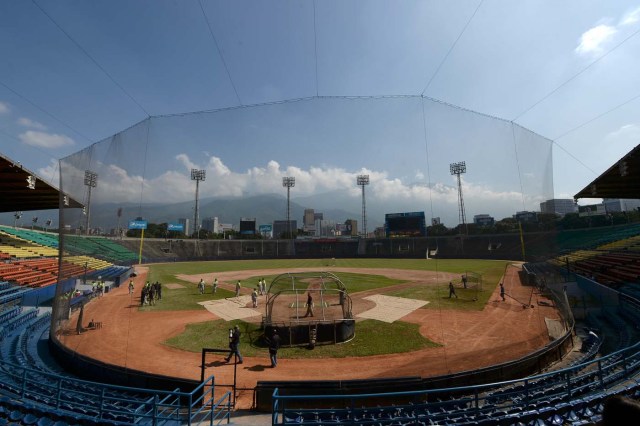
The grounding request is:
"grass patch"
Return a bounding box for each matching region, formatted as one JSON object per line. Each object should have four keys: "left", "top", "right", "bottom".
{"left": 164, "top": 319, "right": 438, "bottom": 358}
{"left": 138, "top": 284, "right": 234, "bottom": 312}
{"left": 391, "top": 284, "right": 490, "bottom": 311}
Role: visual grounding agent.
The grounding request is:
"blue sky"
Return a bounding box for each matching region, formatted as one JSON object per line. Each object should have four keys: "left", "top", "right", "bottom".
{"left": 1, "top": 0, "right": 639, "bottom": 226}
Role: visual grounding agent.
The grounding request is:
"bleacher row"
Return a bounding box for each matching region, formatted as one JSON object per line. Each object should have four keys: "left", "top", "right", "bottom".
{"left": 549, "top": 226, "right": 640, "bottom": 287}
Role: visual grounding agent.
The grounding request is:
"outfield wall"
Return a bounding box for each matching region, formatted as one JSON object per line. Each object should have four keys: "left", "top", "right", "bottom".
{"left": 115, "top": 232, "right": 558, "bottom": 264}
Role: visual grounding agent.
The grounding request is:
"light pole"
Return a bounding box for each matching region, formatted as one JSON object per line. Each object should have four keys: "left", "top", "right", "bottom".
{"left": 357, "top": 174, "right": 369, "bottom": 238}
{"left": 191, "top": 169, "right": 206, "bottom": 239}
{"left": 84, "top": 170, "right": 98, "bottom": 235}
{"left": 282, "top": 177, "right": 295, "bottom": 239}
{"left": 449, "top": 161, "right": 467, "bottom": 235}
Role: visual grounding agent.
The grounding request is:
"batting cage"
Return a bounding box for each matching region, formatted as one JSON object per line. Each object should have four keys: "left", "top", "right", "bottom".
{"left": 263, "top": 272, "right": 354, "bottom": 347}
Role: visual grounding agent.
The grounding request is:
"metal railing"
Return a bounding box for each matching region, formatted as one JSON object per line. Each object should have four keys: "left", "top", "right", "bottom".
{"left": 272, "top": 339, "right": 640, "bottom": 424}
{"left": 0, "top": 361, "right": 231, "bottom": 425}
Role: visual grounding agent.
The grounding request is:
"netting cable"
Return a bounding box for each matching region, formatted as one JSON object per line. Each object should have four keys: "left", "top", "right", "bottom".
{"left": 420, "top": 0, "right": 484, "bottom": 96}
{"left": 421, "top": 97, "right": 449, "bottom": 372}
{"left": 198, "top": 0, "right": 243, "bottom": 106}
{"left": 31, "top": 0, "right": 151, "bottom": 118}
{"left": 0, "top": 80, "right": 93, "bottom": 143}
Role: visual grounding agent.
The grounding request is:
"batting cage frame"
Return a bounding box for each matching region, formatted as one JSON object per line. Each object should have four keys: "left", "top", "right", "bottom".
{"left": 263, "top": 271, "right": 355, "bottom": 347}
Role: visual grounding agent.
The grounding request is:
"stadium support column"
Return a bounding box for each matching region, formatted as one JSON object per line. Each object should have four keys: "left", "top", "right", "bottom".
{"left": 449, "top": 161, "right": 467, "bottom": 235}
{"left": 191, "top": 169, "right": 206, "bottom": 256}
{"left": 283, "top": 177, "right": 295, "bottom": 239}
{"left": 84, "top": 170, "right": 97, "bottom": 236}
{"left": 357, "top": 175, "right": 369, "bottom": 238}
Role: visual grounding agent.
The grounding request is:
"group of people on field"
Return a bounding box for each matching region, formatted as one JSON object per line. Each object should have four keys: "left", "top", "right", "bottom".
{"left": 138, "top": 280, "right": 162, "bottom": 306}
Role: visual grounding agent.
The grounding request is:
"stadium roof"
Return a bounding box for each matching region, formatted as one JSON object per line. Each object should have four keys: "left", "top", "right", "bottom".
{"left": 0, "top": 153, "right": 83, "bottom": 213}
{"left": 574, "top": 144, "right": 640, "bottom": 201}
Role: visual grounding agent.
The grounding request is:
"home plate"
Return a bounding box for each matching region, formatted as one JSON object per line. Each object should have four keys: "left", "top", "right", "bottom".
{"left": 198, "top": 295, "right": 262, "bottom": 321}
{"left": 357, "top": 295, "right": 428, "bottom": 323}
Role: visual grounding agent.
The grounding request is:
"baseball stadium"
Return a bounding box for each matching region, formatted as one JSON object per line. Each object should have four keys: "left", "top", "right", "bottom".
{"left": 2, "top": 1, "right": 640, "bottom": 425}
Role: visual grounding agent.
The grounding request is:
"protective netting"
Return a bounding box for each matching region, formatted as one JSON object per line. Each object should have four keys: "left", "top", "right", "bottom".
{"left": 52, "top": 95, "right": 554, "bottom": 337}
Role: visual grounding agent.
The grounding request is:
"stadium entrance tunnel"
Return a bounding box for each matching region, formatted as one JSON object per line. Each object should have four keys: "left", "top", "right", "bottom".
{"left": 263, "top": 272, "right": 354, "bottom": 347}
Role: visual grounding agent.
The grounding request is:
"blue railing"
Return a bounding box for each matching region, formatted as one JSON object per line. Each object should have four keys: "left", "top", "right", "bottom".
{"left": 271, "top": 340, "right": 640, "bottom": 425}
{"left": 0, "top": 361, "right": 231, "bottom": 425}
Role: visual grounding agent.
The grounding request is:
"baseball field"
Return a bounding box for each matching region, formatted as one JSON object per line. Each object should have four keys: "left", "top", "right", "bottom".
{"left": 58, "top": 258, "right": 562, "bottom": 408}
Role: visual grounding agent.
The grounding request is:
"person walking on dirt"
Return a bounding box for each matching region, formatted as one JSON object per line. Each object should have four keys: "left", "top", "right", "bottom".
{"left": 268, "top": 328, "right": 281, "bottom": 368}
{"left": 251, "top": 288, "right": 258, "bottom": 308}
{"left": 225, "top": 325, "right": 243, "bottom": 364}
{"left": 128, "top": 280, "right": 134, "bottom": 295}
{"left": 304, "top": 292, "right": 314, "bottom": 317}
{"left": 461, "top": 274, "right": 467, "bottom": 288}
{"left": 235, "top": 280, "right": 242, "bottom": 297}
{"left": 448, "top": 282, "right": 457, "bottom": 299}
{"left": 500, "top": 282, "right": 505, "bottom": 301}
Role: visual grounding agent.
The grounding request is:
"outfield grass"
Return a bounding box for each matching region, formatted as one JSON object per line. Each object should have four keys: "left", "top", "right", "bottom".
{"left": 163, "top": 319, "right": 439, "bottom": 358}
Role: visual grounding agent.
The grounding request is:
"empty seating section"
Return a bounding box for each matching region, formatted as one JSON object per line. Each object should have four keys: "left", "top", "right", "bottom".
{"left": 65, "top": 235, "right": 137, "bottom": 263}
{"left": 0, "top": 230, "right": 58, "bottom": 258}
{"left": 547, "top": 224, "right": 640, "bottom": 287}
{"left": 0, "top": 226, "right": 59, "bottom": 249}
{"left": 64, "top": 255, "right": 112, "bottom": 271}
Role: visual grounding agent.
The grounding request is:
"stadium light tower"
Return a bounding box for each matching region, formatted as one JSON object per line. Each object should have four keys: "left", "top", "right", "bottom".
{"left": 84, "top": 170, "right": 98, "bottom": 235}
{"left": 282, "top": 176, "right": 295, "bottom": 239}
{"left": 449, "top": 161, "right": 467, "bottom": 234}
{"left": 357, "top": 174, "right": 369, "bottom": 237}
{"left": 191, "top": 169, "right": 206, "bottom": 239}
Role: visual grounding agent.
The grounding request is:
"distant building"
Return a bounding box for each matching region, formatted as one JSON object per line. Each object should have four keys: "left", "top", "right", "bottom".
{"left": 178, "top": 218, "right": 190, "bottom": 235}
{"left": 345, "top": 219, "right": 358, "bottom": 236}
{"left": 219, "top": 223, "right": 234, "bottom": 238}
{"left": 273, "top": 220, "right": 297, "bottom": 239}
{"left": 540, "top": 199, "right": 577, "bottom": 216}
{"left": 515, "top": 211, "right": 538, "bottom": 222}
{"left": 473, "top": 214, "right": 495, "bottom": 227}
{"left": 303, "top": 209, "right": 316, "bottom": 234}
{"left": 315, "top": 219, "right": 336, "bottom": 237}
{"left": 202, "top": 217, "right": 219, "bottom": 233}
{"left": 603, "top": 198, "right": 640, "bottom": 213}
{"left": 579, "top": 204, "right": 606, "bottom": 217}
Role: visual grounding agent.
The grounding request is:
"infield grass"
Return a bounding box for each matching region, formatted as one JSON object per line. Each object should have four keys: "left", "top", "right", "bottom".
{"left": 163, "top": 318, "right": 439, "bottom": 358}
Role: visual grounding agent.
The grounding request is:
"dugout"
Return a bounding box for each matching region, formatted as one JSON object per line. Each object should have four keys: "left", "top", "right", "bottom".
{"left": 264, "top": 272, "right": 354, "bottom": 347}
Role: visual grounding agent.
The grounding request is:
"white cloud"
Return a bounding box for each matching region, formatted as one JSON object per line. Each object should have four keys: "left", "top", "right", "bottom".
{"left": 575, "top": 24, "right": 617, "bottom": 55}
{"left": 620, "top": 7, "right": 640, "bottom": 26}
{"left": 17, "top": 117, "right": 47, "bottom": 130}
{"left": 0, "top": 101, "right": 9, "bottom": 114}
{"left": 604, "top": 123, "right": 640, "bottom": 143}
{"left": 37, "top": 159, "right": 60, "bottom": 185}
{"left": 19, "top": 130, "right": 75, "bottom": 148}
{"left": 83, "top": 154, "right": 535, "bottom": 225}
